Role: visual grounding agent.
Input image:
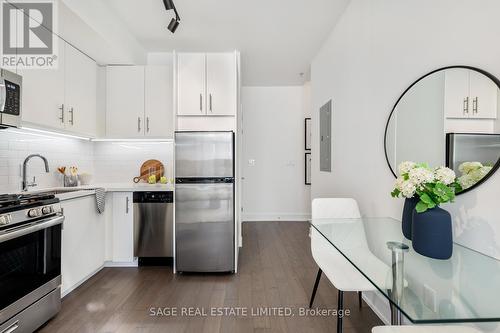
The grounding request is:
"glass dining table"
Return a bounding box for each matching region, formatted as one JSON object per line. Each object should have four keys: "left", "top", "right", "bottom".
{"left": 310, "top": 217, "right": 500, "bottom": 326}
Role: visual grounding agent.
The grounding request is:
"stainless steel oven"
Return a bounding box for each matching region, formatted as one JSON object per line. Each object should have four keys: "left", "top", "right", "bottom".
{"left": 0, "top": 194, "right": 63, "bottom": 333}
{"left": 0, "top": 68, "right": 22, "bottom": 129}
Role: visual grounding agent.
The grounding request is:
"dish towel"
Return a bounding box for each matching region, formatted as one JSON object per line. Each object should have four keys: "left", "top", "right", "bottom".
{"left": 94, "top": 188, "right": 106, "bottom": 214}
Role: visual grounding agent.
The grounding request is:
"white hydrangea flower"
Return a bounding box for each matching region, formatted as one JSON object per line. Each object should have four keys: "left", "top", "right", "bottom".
{"left": 458, "top": 162, "right": 483, "bottom": 175}
{"left": 459, "top": 166, "right": 493, "bottom": 189}
{"left": 398, "top": 161, "right": 416, "bottom": 175}
{"left": 400, "top": 180, "right": 417, "bottom": 198}
{"left": 394, "top": 177, "right": 404, "bottom": 191}
{"left": 408, "top": 167, "right": 435, "bottom": 187}
{"left": 458, "top": 174, "right": 475, "bottom": 190}
{"left": 434, "top": 167, "right": 456, "bottom": 185}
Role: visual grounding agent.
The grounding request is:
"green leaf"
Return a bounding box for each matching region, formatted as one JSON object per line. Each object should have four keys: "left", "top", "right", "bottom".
{"left": 391, "top": 189, "right": 401, "bottom": 198}
{"left": 416, "top": 201, "right": 428, "bottom": 213}
{"left": 420, "top": 193, "right": 433, "bottom": 204}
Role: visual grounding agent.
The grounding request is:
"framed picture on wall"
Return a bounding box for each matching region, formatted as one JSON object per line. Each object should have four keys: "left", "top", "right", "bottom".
{"left": 305, "top": 118, "right": 312, "bottom": 151}
{"left": 305, "top": 152, "right": 312, "bottom": 185}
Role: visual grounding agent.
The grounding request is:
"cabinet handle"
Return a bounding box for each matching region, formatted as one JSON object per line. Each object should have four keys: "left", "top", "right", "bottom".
{"left": 463, "top": 97, "right": 469, "bottom": 115}
{"left": 473, "top": 97, "right": 478, "bottom": 114}
{"left": 137, "top": 117, "right": 141, "bottom": 132}
{"left": 146, "top": 117, "right": 150, "bottom": 133}
{"left": 199, "top": 94, "right": 203, "bottom": 112}
{"left": 68, "top": 107, "right": 74, "bottom": 125}
{"left": 58, "top": 104, "right": 65, "bottom": 123}
{"left": 209, "top": 94, "right": 213, "bottom": 112}
{"left": 126, "top": 196, "right": 129, "bottom": 214}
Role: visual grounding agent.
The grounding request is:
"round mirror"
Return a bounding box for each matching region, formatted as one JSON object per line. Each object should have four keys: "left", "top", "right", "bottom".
{"left": 384, "top": 66, "right": 500, "bottom": 194}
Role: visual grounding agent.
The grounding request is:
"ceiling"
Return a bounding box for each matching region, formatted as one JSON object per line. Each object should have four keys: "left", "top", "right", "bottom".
{"left": 104, "top": 0, "right": 349, "bottom": 86}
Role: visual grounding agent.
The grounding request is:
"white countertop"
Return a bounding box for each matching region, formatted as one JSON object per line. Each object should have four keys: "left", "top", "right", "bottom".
{"left": 26, "top": 183, "right": 174, "bottom": 201}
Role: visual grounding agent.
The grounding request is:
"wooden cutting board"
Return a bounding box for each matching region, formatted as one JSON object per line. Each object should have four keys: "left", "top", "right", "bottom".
{"left": 133, "top": 159, "right": 165, "bottom": 183}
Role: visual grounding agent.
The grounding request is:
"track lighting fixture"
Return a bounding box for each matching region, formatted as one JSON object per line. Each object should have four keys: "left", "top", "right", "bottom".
{"left": 163, "top": 0, "right": 180, "bottom": 33}
{"left": 168, "top": 18, "right": 180, "bottom": 33}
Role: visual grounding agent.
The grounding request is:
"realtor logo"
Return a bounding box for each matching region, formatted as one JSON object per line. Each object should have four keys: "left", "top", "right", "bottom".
{"left": 1, "top": 0, "right": 58, "bottom": 69}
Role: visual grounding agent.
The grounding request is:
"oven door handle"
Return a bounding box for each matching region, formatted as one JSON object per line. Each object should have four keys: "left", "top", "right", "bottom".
{"left": 0, "top": 215, "right": 64, "bottom": 244}
{"left": 0, "top": 78, "right": 6, "bottom": 112}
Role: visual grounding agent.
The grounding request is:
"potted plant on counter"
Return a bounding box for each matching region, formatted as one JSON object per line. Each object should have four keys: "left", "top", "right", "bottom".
{"left": 391, "top": 162, "right": 462, "bottom": 259}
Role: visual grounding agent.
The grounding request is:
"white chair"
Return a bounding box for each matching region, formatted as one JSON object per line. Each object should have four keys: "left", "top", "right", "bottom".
{"left": 372, "top": 326, "right": 482, "bottom": 333}
{"left": 310, "top": 198, "right": 376, "bottom": 333}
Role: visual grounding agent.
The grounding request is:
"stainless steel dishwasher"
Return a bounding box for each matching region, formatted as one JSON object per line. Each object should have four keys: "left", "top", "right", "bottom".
{"left": 133, "top": 191, "right": 173, "bottom": 265}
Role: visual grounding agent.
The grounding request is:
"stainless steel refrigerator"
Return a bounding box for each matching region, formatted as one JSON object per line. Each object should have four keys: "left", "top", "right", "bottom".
{"left": 175, "top": 131, "right": 235, "bottom": 273}
{"left": 446, "top": 133, "right": 500, "bottom": 170}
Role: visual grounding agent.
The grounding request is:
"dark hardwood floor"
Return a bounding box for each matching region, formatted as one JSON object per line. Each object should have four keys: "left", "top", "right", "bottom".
{"left": 39, "top": 221, "right": 383, "bottom": 333}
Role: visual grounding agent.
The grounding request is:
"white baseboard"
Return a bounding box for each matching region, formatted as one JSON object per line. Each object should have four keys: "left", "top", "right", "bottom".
{"left": 242, "top": 213, "right": 311, "bottom": 222}
{"left": 62, "top": 265, "right": 104, "bottom": 298}
{"left": 104, "top": 259, "right": 139, "bottom": 267}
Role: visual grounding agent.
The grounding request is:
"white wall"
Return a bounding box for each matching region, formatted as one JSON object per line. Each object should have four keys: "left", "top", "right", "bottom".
{"left": 241, "top": 86, "right": 311, "bottom": 221}
{"left": 311, "top": 0, "right": 500, "bottom": 329}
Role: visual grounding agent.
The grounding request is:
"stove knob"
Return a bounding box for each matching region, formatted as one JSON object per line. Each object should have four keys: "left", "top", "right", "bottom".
{"left": 0, "top": 215, "right": 6, "bottom": 226}
{"left": 6, "top": 214, "right": 12, "bottom": 224}
{"left": 42, "top": 206, "right": 53, "bottom": 214}
{"left": 28, "top": 209, "right": 40, "bottom": 218}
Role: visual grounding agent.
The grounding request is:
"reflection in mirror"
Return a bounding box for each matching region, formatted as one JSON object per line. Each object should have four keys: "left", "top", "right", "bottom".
{"left": 385, "top": 67, "right": 500, "bottom": 193}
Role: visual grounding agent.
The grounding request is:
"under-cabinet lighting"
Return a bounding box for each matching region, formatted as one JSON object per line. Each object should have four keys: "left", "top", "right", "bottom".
{"left": 9, "top": 127, "right": 92, "bottom": 141}
{"left": 90, "top": 138, "right": 174, "bottom": 142}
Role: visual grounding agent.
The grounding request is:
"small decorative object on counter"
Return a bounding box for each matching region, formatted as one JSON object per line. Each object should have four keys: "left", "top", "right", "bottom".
{"left": 79, "top": 173, "right": 93, "bottom": 185}
{"left": 64, "top": 175, "right": 78, "bottom": 187}
{"left": 160, "top": 176, "right": 168, "bottom": 184}
{"left": 59, "top": 165, "right": 79, "bottom": 187}
{"left": 148, "top": 175, "right": 157, "bottom": 184}
{"left": 133, "top": 159, "right": 165, "bottom": 183}
{"left": 391, "top": 161, "right": 461, "bottom": 259}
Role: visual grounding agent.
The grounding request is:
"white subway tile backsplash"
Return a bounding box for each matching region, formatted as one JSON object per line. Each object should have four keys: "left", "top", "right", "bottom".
{"left": 0, "top": 129, "right": 173, "bottom": 193}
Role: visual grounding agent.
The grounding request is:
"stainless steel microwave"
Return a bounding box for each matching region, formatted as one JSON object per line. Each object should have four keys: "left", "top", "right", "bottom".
{"left": 0, "top": 68, "right": 22, "bottom": 128}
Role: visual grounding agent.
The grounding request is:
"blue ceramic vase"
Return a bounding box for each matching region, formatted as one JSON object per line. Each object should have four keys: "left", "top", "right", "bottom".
{"left": 402, "top": 197, "right": 419, "bottom": 240}
{"left": 412, "top": 206, "right": 453, "bottom": 260}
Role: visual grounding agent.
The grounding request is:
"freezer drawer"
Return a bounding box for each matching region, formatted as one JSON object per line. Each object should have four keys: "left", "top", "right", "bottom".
{"left": 175, "top": 131, "right": 234, "bottom": 178}
{"left": 175, "top": 183, "right": 234, "bottom": 272}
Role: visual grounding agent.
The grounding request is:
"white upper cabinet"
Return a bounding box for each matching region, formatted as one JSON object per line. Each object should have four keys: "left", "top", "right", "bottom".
{"left": 20, "top": 39, "right": 98, "bottom": 136}
{"left": 444, "top": 69, "right": 470, "bottom": 119}
{"left": 19, "top": 43, "right": 66, "bottom": 130}
{"left": 145, "top": 66, "right": 173, "bottom": 137}
{"left": 177, "top": 53, "right": 206, "bottom": 115}
{"left": 106, "top": 66, "right": 145, "bottom": 138}
{"left": 64, "top": 43, "right": 97, "bottom": 136}
{"left": 106, "top": 65, "right": 173, "bottom": 138}
{"left": 177, "top": 52, "right": 237, "bottom": 117}
{"left": 445, "top": 69, "right": 498, "bottom": 119}
{"left": 206, "top": 53, "right": 237, "bottom": 116}
{"left": 469, "top": 71, "right": 498, "bottom": 119}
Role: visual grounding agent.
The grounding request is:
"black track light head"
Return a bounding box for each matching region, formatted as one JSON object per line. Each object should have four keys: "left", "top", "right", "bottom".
{"left": 163, "top": 0, "right": 175, "bottom": 10}
{"left": 168, "top": 18, "right": 180, "bottom": 33}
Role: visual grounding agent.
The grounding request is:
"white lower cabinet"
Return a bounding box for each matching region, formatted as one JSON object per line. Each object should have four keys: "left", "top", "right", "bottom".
{"left": 111, "top": 192, "right": 134, "bottom": 263}
{"left": 61, "top": 195, "right": 105, "bottom": 296}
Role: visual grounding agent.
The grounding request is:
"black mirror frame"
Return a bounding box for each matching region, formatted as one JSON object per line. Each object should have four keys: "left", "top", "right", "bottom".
{"left": 383, "top": 65, "right": 500, "bottom": 195}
